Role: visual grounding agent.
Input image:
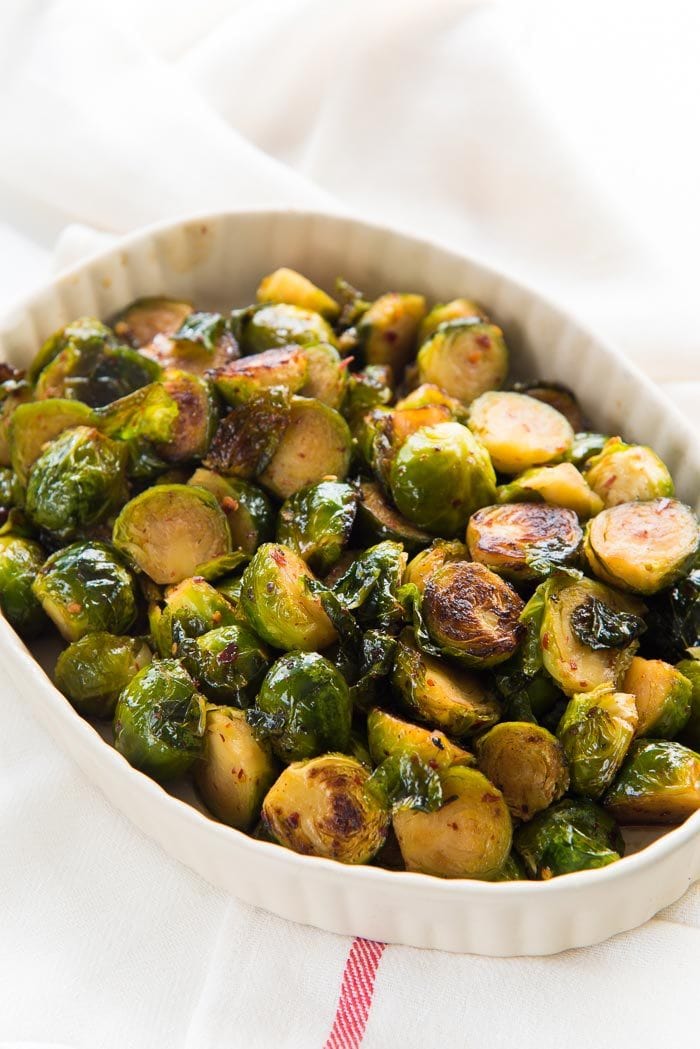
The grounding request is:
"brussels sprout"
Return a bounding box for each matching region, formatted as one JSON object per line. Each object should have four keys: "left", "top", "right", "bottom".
{"left": 355, "top": 480, "right": 431, "bottom": 554}
{"left": 353, "top": 293, "right": 426, "bottom": 374}
{"left": 514, "top": 798, "right": 624, "bottom": 878}
{"left": 149, "top": 576, "right": 241, "bottom": 657}
{"left": 402, "top": 539, "right": 469, "bottom": 593}
{"left": 393, "top": 766, "right": 512, "bottom": 879}
{"left": 367, "top": 708, "right": 474, "bottom": 770}
{"left": 584, "top": 438, "right": 674, "bottom": 507}
{"left": 33, "top": 541, "right": 137, "bottom": 641}
{"left": 475, "top": 722, "right": 569, "bottom": 821}
{"left": 419, "top": 319, "right": 505, "bottom": 400}
{"left": 276, "top": 481, "right": 358, "bottom": 574}
{"left": 603, "top": 739, "right": 700, "bottom": 823}
{"left": 151, "top": 370, "right": 218, "bottom": 463}
{"left": 418, "top": 299, "right": 488, "bottom": 344}
{"left": 392, "top": 630, "right": 501, "bottom": 735}
{"left": 113, "top": 484, "right": 231, "bottom": 585}
{"left": 677, "top": 657, "right": 700, "bottom": 750}
{"left": 335, "top": 277, "right": 371, "bottom": 333}
{"left": 262, "top": 754, "right": 389, "bottom": 863}
{"left": 556, "top": 686, "right": 637, "bottom": 799}
{"left": 644, "top": 569, "right": 700, "bottom": 662}
{"left": 299, "top": 343, "right": 348, "bottom": 409}
{"left": 113, "top": 297, "right": 193, "bottom": 349}
{"left": 566, "top": 432, "right": 609, "bottom": 469}
{"left": 54, "top": 632, "right": 152, "bottom": 718}
{"left": 331, "top": 540, "right": 407, "bottom": 633}
{"left": 371, "top": 404, "right": 452, "bottom": 490}
{"left": 95, "top": 382, "right": 178, "bottom": 443}
{"left": 511, "top": 381, "right": 585, "bottom": 432}
{"left": 493, "top": 651, "right": 563, "bottom": 722}
{"left": 496, "top": 463, "right": 604, "bottom": 519}
{"left": 492, "top": 853, "right": 529, "bottom": 881}
{"left": 420, "top": 561, "right": 524, "bottom": 668}
{"left": 204, "top": 388, "right": 291, "bottom": 479}
{"left": 178, "top": 623, "right": 270, "bottom": 705}
{"left": 0, "top": 534, "right": 47, "bottom": 637}
{"left": 194, "top": 705, "right": 277, "bottom": 829}
{"left": 467, "top": 503, "right": 583, "bottom": 581}
{"left": 389, "top": 421, "right": 496, "bottom": 537}
{"left": 342, "top": 365, "right": 394, "bottom": 434}
{"left": 9, "top": 399, "right": 96, "bottom": 486}
{"left": 213, "top": 346, "right": 309, "bottom": 406}
{"left": 394, "top": 383, "right": 469, "bottom": 423}
{"left": 468, "top": 391, "right": 574, "bottom": 474}
{"left": 241, "top": 543, "right": 337, "bottom": 650}
{"left": 256, "top": 267, "right": 339, "bottom": 320}
{"left": 31, "top": 317, "right": 118, "bottom": 390}
{"left": 584, "top": 499, "right": 699, "bottom": 595}
{"left": 26, "top": 426, "right": 128, "bottom": 541}
{"left": 36, "top": 327, "right": 162, "bottom": 407}
{"left": 141, "top": 311, "right": 238, "bottom": 377}
{"left": 259, "top": 397, "right": 352, "bottom": 499}
{"left": 188, "top": 469, "right": 273, "bottom": 553}
{"left": 621, "top": 656, "right": 692, "bottom": 738}
{"left": 248, "top": 651, "right": 352, "bottom": 762}
{"left": 113, "top": 659, "right": 206, "bottom": 781}
{"left": 0, "top": 372, "right": 32, "bottom": 466}
{"left": 243, "top": 303, "right": 337, "bottom": 354}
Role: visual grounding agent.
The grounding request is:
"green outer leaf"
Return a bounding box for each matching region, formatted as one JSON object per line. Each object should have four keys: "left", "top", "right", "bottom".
{"left": 367, "top": 754, "right": 443, "bottom": 814}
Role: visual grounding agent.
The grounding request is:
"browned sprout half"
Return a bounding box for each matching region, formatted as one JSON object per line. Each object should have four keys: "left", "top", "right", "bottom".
{"left": 204, "top": 389, "right": 290, "bottom": 479}
{"left": 356, "top": 293, "right": 426, "bottom": 373}
{"left": 258, "top": 397, "right": 352, "bottom": 499}
{"left": 512, "top": 381, "right": 585, "bottom": 432}
{"left": 299, "top": 343, "right": 348, "bottom": 408}
{"left": 584, "top": 438, "right": 674, "bottom": 507}
{"left": 256, "top": 267, "right": 340, "bottom": 320}
{"left": 355, "top": 480, "right": 432, "bottom": 554}
{"left": 417, "top": 321, "right": 508, "bottom": 405}
{"left": 622, "top": 656, "right": 692, "bottom": 739}
{"left": 418, "top": 299, "right": 489, "bottom": 344}
{"left": 367, "top": 708, "right": 474, "bottom": 770}
{"left": 188, "top": 469, "right": 274, "bottom": 553}
{"left": 476, "top": 722, "right": 569, "bottom": 821}
{"left": 113, "top": 297, "right": 193, "bottom": 348}
{"left": 394, "top": 383, "right": 469, "bottom": 421}
{"left": 603, "top": 740, "right": 700, "bottom": 824}
{"left": 496, "top": 463, "right": 604, "bottom": 519}
{"left": 468, "top": 391, "right": 574, "bottom": 474}
{"left": 212, "top": 346, "right": 309, "bottom": 405}
{"left": 155, "top": 369, "right": 218, "bottom": 463}
{"left": 467, "top": 503, "right": 583, "bottom": 581}
{"left": 402, "top": 539, "right": 469, "bottom": 593}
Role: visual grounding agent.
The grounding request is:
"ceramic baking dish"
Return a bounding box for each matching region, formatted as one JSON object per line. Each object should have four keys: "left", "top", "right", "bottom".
{"left": 1, "top": 208, "right": 698, "bottom": 956}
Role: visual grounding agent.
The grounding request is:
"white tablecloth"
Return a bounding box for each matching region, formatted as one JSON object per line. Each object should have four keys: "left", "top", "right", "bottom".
{"left": 0, "top": 2, "right": 698, "bottom": 1046}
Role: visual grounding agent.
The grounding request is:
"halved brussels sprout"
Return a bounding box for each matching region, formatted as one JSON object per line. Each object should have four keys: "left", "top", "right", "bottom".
{"left": 37, "top": 335, "right": 162, "bottom": 407}
{"left": 204, "top": 388, "right": 291, "bottom": 479}
{"left": 242, "top": 303, "right": 337, "bottom": 354}
{"left": 355, "top": 480, "right": 432, "bottom": 554}
{"left": 113, "top": 484, "right": 231, "bottom": 585}
{"left": 492, "top": 853, "right": 529, "bottom": 881}
{"left": 248, "top": 651, "right": 352, "bottom": 762}
{"left": 55, "top": 633, "right": 152, "bottom": 718}
{"left": 178, "top": 623, "right": 270, "bottom": 705}
{"left": 584, "top": 438, "right": 674, "bottom": 507}
{"left": 514, "top": 798, "right": 624, "bottom": 878}
{"left": 584, "top": 499, "right": 699, "bottom": 595}
{"left": 355, "top": 293, "right": 426, "bottom": 374}
{"left": 393, "top": 766, "right": 512, "bottom": 879}
{"left": 621, "top": 656, "right": 692, "bottom": 739}
{"left": 603, "top": 739, "right": 700, "bottom": 823}
{"left": 402, "top": 539, "right": 469, "bottom": 593}
{"left": 468, "top": 391, "right": 574, "bottom": 474}
{"left": 566, "top": 431, "right": 609, "bottom": 469}
{"left": 331, "top": 540, "right": 407, "bottom": 633}
{"left": 367, "top": 708, "right": 474, "bottom": 770}
{"left": 421, "top": 561, "right": 525, "bottom": 667}
{"left": 511, "top": 381, "right": 585, "bottom": 432}
{"left": 154, "top": 311, "right": 239, "bottom": 376}
{"left": 557, "top": 685, "right": 637, "bottom": 799}
{"left": 467, "top": 503, "right": 583, "bottom": 581}
{"left": 194, "top": 705, "right": 277, "bottom": 829}
{"left": 475, "top": 722, "right": 569, "bottom": 821}
{"left": 113, "top": 659, "right": 206, "bottom": 781}
{"left": 341, "top": 365, "right": 394, "bottom": 434}
{"left": 26, "top": 426, "right": 128, "bottom": 541}
{"left": 417, "top": 320, "right": 508, "bottom": 407}
{"left": 148, "top": 576, "right": 241, "bottom": 657}
{"left": 676, "top": 657, "right": 700, "bottom": 750}
{"left": 8, "top": 398, "right": 95, "bottom": 486}
{"left": 213, "top": 346, "right": 308, "bottom": 405}
{"left": 258, "top": 397, "right": 352, "bottom": 499}
{"left": 418, "top": 299, "right": 488, "bottom": 344}
{"left": 256, "top": 267, "right": 339, "bottom": 320}
{"left": 113, "top": 297, "right": 193, "bottom": 348}
{"left": 276, "top": 481, "right": 358, "bottom": 574}
{"left": 32, "top": 317, "right": 116, "bottom": 391}
{"left": 394, "top": 383, "right": 469, "bottom": 423}
{"left": 371, "top": 404, "right": 452, "bottom": 490}
{"left": 94, "top": 382, "right": 178, "bottom": 446}
{"left": 299, "top": 343, "right": 348, "bottom": 408}
{"left": 153, "top": 369, "right": 218, "bottom": 463}
{"left": 643, "top": 569, "right": 700, "bottom": 663}
{"left": 392, "top": 630, "right": 501, "bottom": 735}
{"left": 0, "top": 372, "right": 32, "bottom": 467}
{"left": 241, "top": 543, "right": 337, "bottom": 651}
{"left": 389, "top": 421, "right": 497, "bottom": 537}
{"left": 33, "top": 541, "right": 137, "bottom": 641}
{"left": 0, "top": 534, "right": 47, "bottom": 637}
{"left": 262, "top": 754, "right": 389, "bottom": 863}
{"left": 496, "top": 463, "right": 604, "bottom": 519}
{"left": 188, "top": 469, "right": 273, "bottom": 553}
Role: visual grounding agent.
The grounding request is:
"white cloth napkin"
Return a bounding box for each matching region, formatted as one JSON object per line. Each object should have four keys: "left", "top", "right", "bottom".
{"left": 0, "top": 1, "right": 698, "bottom": 1047}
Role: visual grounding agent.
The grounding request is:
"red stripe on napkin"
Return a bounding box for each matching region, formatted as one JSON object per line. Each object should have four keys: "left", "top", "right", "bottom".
{"left": 324, "top": 938, "right": 386, "bottom": 1049}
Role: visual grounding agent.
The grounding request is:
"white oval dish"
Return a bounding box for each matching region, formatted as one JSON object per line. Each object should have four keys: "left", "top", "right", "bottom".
{"left": 1, "top": 208, "right": 699, "bottom": 956}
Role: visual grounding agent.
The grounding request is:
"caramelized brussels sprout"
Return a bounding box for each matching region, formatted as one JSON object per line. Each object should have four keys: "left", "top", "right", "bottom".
{"left": 356, "top": 480, "right": 432, "bottom": 554}
{"left": 389, "top": 421, "right": 496, "bottom": 537}
{"left": 153, "top": 312, "right": 239, "bottom": 376}
{"left": 178, "top": 623, "right": 270, "bottom": 705}
{"left": 621, "top": 656, "right": 692, "bottom": 739}
{"left": 476, "top": 722, "right": 569, "bottom": 821}
{"left": 331, "top": 540, "right": 407, "bottom": 632}
{"left": 55, "top": 633, "right": 151, "bottom": 718}
{"left": 496, "top": 463, "right": 604, "bottom": 519}
{"left": 277, "top": 481, "right": 358, "bottom": 573}
{"left": 148, "top": 576, "right": 241, "bottom": 657}
{"left": 371, "top": 404, "right": 452, "bottom": 490}
{"left": 514, "top": 798, "right": 624, "bottom": 878}
{"left": 113, "top": 659, "right": 206, "bottom": 781}
{"left": 603, "top": 739, "right": 700, "bottom": 823}
{"left": 511, "top": 380, "right": 585, "bottom": 432}
{"left": 584, "top": 438, "right": 674, "bottom": 507}
{"left": 262, "top": 754, "right": 389, "bottom": 863}
{"left": 188, "top": 469, "right": 273, "bottom": 553}
{"left": 94, "top": 382, "right": 178, "bottom": 447}
{"left": 33, "top": 541, "right": 137, "bottom": 641}
{"left": 113, "top": 484, "right": 231, "bottom": 585}
{"left": 367, "top": 708, "right": 474, "bottom": 770}
{"left": 204, "top": 388, "right": 290, "bottom": 479}
{"left": 0, "top": 372, "right": 32, "bottom": 467}
{"left": 557, "top": 686, "right": 637, "bottom": 799}
{"left": 243, "top": 303, "right": 336, "bottom": 354}
{"left": 259, "top": 397, "right": 351, "bottom": 499}
{"left": 0, "top": 534, "right": 47, "bottom": 637}
{"left": 417, "top": 320, "right": 508, "bottom": 405}
{"left": 566, "top": 432, "right": 609, "bottom": 469}
{"left": 394, "top": 383, "right": 469, "bottom": 422}
{"left": 468, "top": 391, "right": 574, "bottom": 474}
{"left": 113, "top": 297, "right": 193, "bottom": 349}
{"left": 402, "top": 539, "right": 469, "bottom": 593}
{"left": 467, "top": 503, "right": 583, "bottom": 581}
{"left": 241, "top": 543, "right": 337, "bottom": 650}
{"left": 418, "top": 299, "right": 488, "bottom": 344}
{"left": 299, "top": 343, "right": 348, "bottom": 408}
{"left": 355, "top": 293, "right": 426, "bottom": 373}
{"left": 676, "top": 657, "right": 700, "bottom": 750}
{"left": 584, "top": 499, "right": 699, "bottom": 595}
{"left": 151, "top": 370, "right": 217, "bottom": 463}
{"left": 341, "top": 365, "right": 393, "bottom": 434}
{"left": 248, "top": 651, "right": 352, "bottom": 762}
{"left": 194, "top": 705, "right": 277, "bottom": 829}
{"left": 393, "top": 766, "right": 512, "bottom": 879}
{"left": 643, "top": 569, "right": 700, "bottom": 662}
{"left": 36, "top": 326, "right": 161, "bottom": 407}
{"left": 213, "top": 346, "right": 308, "bottom": 405}
{"left": 257, "top": 267, "right": 339, "bottom": 319}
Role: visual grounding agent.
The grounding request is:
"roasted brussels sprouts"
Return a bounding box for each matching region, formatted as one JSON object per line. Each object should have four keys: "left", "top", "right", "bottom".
{"left": 32, "top": 541, "right": 138, "bottom": 642}
{"left": 256, "top": 267, "right": 339, "bottom": 320}
{"left": 417, "top": 320, "right": 508, "bottom": 406}
{"left": 393, "top": 766, "right": 512, "bottom": 879}
{"left": 476, "top": 722, "right": 569, "bottom": 821}
{"left": 643, "top": 569, "right": 700, "bottom": 662}
{"left": 94, "top": 382, "right": 178, "bottom": 448}
{"left": 355, "top": 293, "right": 426, "bottom": 373}
{"left": 113, "top": 484, "right": 231, "bottom": 585}
{"left": 259, "top": 397, "right": 352, "bottom": 499}
{"left": 247, "top": 651, "right": 352, "bottom": 763}
{"left": 113, "top": 659, "right": 206, "bottom": 781}
{"left": 584, "top": 438, "right": 674, "bottom": 507}
{"left": 418, "top": 299, "right": 488, "bottom": 344}
{"left": 557, "top": 686, "right": 637, "bottom": 799}
{"left": 367, "top": 708, "right": 474, "bottom": 770}
{"left": 241, "top": 544, "right": 337, "bottom": 650}
{"left": 676, "top": 657, "right": 700, "bottom": 750}
{"left": 371, "top": 404, "right": 452, "bottom": 490}
{"left": 355, "top": 480, "right": 431, "bottom": 553}
{"left": 151, "top": 370, "right": 217, "bottom": 463}
{"left": 584, "top": 498, "right": 699, "bottom": 595}
{"left": 188, "top": 469, "right": 273, "bottom": 554}
{"left": 341, "top": 365, "right": 393, "bottom": 435}
{"left": 262, "top": 754, "right": 389, "bottom": 863}
{"left": 394, "top": 383, "right": 469, "bottom": 422}
{"left": 389, "top": 421, "right": 496, "bottom": 537}
{"left": 603, "top": 739, "right": 700, "bottom": 823}
{"left": 467, "top": 503, "right": 583, "bottom": 581}
{"left": 213, "top": 346, "right": 308, "bottom": 405}
{"left": 402, "top": 539, "right": 469, "bottom": 594}
{"left": 204, "top": 388, "right": 291, "bottom": 478}
{"left": 331, "top": 540, "right": 407, "bottom": 633}
{"left": 468, "top": 391, "right": 574, "bottom": 474}
{"left": 163, "top": 311, "right": 239, "bottom": 374}
{"left": 194, "top": 705, "right": 277, "bottom": 829}
{"left": 9, "top": 399, "right": 94, "bottom": 487}
{"left": 566, "top": 431, "right": 609, "bottom": 469}
{"left": 514, "top": 798, "right": 624, "bottom": 878}
{"left": 54, "top": 633, "right": 152, "bottom": 718}
{"left": 0, "top": 534, "right": 47, "bottom": 637}
{"left": 243, "top": 304, "right": 336, "bottom": 354}
{"left": 37, "top": 332, "right": 161, "bottom": 407}
{"left": 622, "top": 656, "right": 692, "bottom": 739}
{"left": 511, "top": 380, "right": 584, "bottom": 432}
{"left": 496, "top": 463, "right": 604, "bottom": 519}
{"left": 113, "top": 297, "right": 193, "bottom": 349}
{"left": 148, "top": 576, "right": 241, "bottom": 657}
{"left": 0, "top": 370, "right": 32, "bottom": 467}
{"left": 179, "top": 623, "right": 269, "bottom": 705}
{"left": 276, "top": 481, "right": 358, "bottom": 573}
{"left": 299, "top": 343, "right": 348, "bottom": 408}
